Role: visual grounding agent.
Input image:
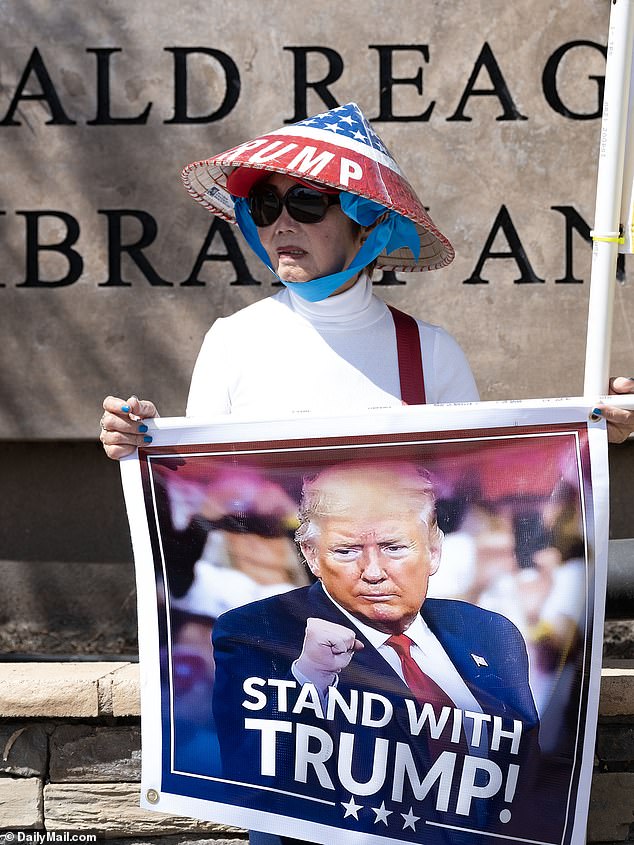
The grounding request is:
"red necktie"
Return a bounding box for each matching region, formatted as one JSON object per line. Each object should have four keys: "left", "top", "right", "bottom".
{"left": 387, "top": 633, "right": 456, "bottom": 710}
{"left": 388, "top": 634, "right": 471, "bottom": 771}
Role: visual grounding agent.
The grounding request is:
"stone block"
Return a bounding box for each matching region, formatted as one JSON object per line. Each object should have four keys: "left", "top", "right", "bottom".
{"left": 105, "top": 839, "right": 246, "bottom": 845}
{"left": 596, "top": 723, "right": 634, "bottom": 765}
{"left": 599, "top": 668, "right": 634, "bottom": 717}
{"left": 43, "top": 783, "right": 246, "bottom": 837}
{"left": 0, "top": 724, "right": 48, "bottom": 777}
{"left": 0, "top": 777, "right": 43, "bottom": 829}
{"left": 49, "top": 725, "right": 141, "bottom": 782}
{"left": 0, "top": 663, "right": 128, "bottom": 718}
{"left": 110, "top": 664, "right": 141, "bottom": 717}
{"left": 588, "top": 773, "right": 634, "bottom": 842}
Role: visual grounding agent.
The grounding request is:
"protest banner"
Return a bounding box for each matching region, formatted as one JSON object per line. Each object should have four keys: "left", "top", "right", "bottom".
{"left": 122, "top": 399, "right": 608, "bottom": 845}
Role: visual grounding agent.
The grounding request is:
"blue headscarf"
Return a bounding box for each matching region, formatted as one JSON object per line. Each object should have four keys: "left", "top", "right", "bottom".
{"left": 233, "top": 192, "right": 420, "bottom": 302}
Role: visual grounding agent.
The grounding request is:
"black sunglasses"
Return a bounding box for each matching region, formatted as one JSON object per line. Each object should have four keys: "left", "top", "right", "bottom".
{"left": 248, "top": 183, "right": 340, "bottom": 227}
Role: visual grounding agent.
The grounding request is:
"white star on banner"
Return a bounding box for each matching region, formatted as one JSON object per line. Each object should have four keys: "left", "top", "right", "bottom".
{"left": 371, "top": 801, "right": 392, "bottom": 825}
{"left": 341, "top": 796, "right": 363, "bottom": 820}
{"left": 324, "top": 122, "right": 342, "bottom": 132}
{"left": 401, "top": 807, "right": 420, "bottom": 831}
{"left": 352, "top": 130, "right": 366, "bottom": 141}
{"left": 339, "top": 114, "right": 355, "bottom": 125}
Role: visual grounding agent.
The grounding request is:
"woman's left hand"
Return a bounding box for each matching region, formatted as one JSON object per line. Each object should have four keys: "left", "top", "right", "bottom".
{"left": 596, "top": 377, "right": 634, "bottom": 443}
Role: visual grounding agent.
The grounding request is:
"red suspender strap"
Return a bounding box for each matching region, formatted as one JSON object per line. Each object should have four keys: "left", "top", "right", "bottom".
{"left": 387, "top": 305, "right": 426, "bottom": 405}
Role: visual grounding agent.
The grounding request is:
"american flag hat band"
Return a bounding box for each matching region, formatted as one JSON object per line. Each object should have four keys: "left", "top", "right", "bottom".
{"left": 181, "top": 102, "right": 454, "bottom": 273}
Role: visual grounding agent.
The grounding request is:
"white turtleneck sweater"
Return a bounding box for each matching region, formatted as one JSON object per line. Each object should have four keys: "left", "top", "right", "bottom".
{"left": 186, "top": 275, "right": 478, "bottom": 418}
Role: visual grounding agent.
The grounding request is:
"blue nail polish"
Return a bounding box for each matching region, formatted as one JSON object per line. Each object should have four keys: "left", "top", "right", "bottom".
{"left": 592, "top": 407, "right": 602, "bottom": 417}
{"left": 121, "top": 405, "right": 130, "bottom": 413}
{"left": 143, "top": 435, "right": 153, "bottom": 443}
{"left": 138, "top": 424, "right": 148, "bottom": 433}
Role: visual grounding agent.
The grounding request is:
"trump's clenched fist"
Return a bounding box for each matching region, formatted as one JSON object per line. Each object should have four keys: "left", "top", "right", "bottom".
{"left": 294, "top": 617, "right": 364, "bottom": 693}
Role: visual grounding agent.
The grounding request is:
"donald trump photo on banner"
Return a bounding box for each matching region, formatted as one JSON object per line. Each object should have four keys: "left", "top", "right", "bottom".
{"left": 212, "top": 460, "right": 544, "bottom": 844}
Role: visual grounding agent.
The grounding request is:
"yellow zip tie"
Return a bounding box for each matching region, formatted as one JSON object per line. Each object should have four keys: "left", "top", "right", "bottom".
{"left": 590, "top": 229, "right": 625, "bottom": 244}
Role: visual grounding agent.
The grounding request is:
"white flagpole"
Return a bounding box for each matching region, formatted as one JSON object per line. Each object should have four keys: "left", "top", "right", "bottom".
{"left": 583, "top": 0, "right": 634, "bottom": 397}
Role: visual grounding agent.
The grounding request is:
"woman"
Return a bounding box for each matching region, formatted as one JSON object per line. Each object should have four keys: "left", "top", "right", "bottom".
{"left": 101, "top": 103, "right": 634, "bottom": 454}
{"left": 100, "top": 103, "right": 633, "bottom": 845}
{"left": 100, "top": 104, "right": 481, "bottom": 454}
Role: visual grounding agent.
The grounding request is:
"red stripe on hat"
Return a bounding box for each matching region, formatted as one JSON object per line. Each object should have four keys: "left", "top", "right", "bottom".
{"left": 226, "top": 166, "right": 340, "bottom": 198}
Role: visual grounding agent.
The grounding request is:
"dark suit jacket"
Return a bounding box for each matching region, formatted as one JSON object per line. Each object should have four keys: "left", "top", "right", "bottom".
{"left": 212, "top": 582, "right": 540, "bottom": 843}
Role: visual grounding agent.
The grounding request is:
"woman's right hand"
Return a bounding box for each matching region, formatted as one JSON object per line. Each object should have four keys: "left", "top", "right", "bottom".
{"left": 100, "top": 395, "right": 160, "bottom": 460}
